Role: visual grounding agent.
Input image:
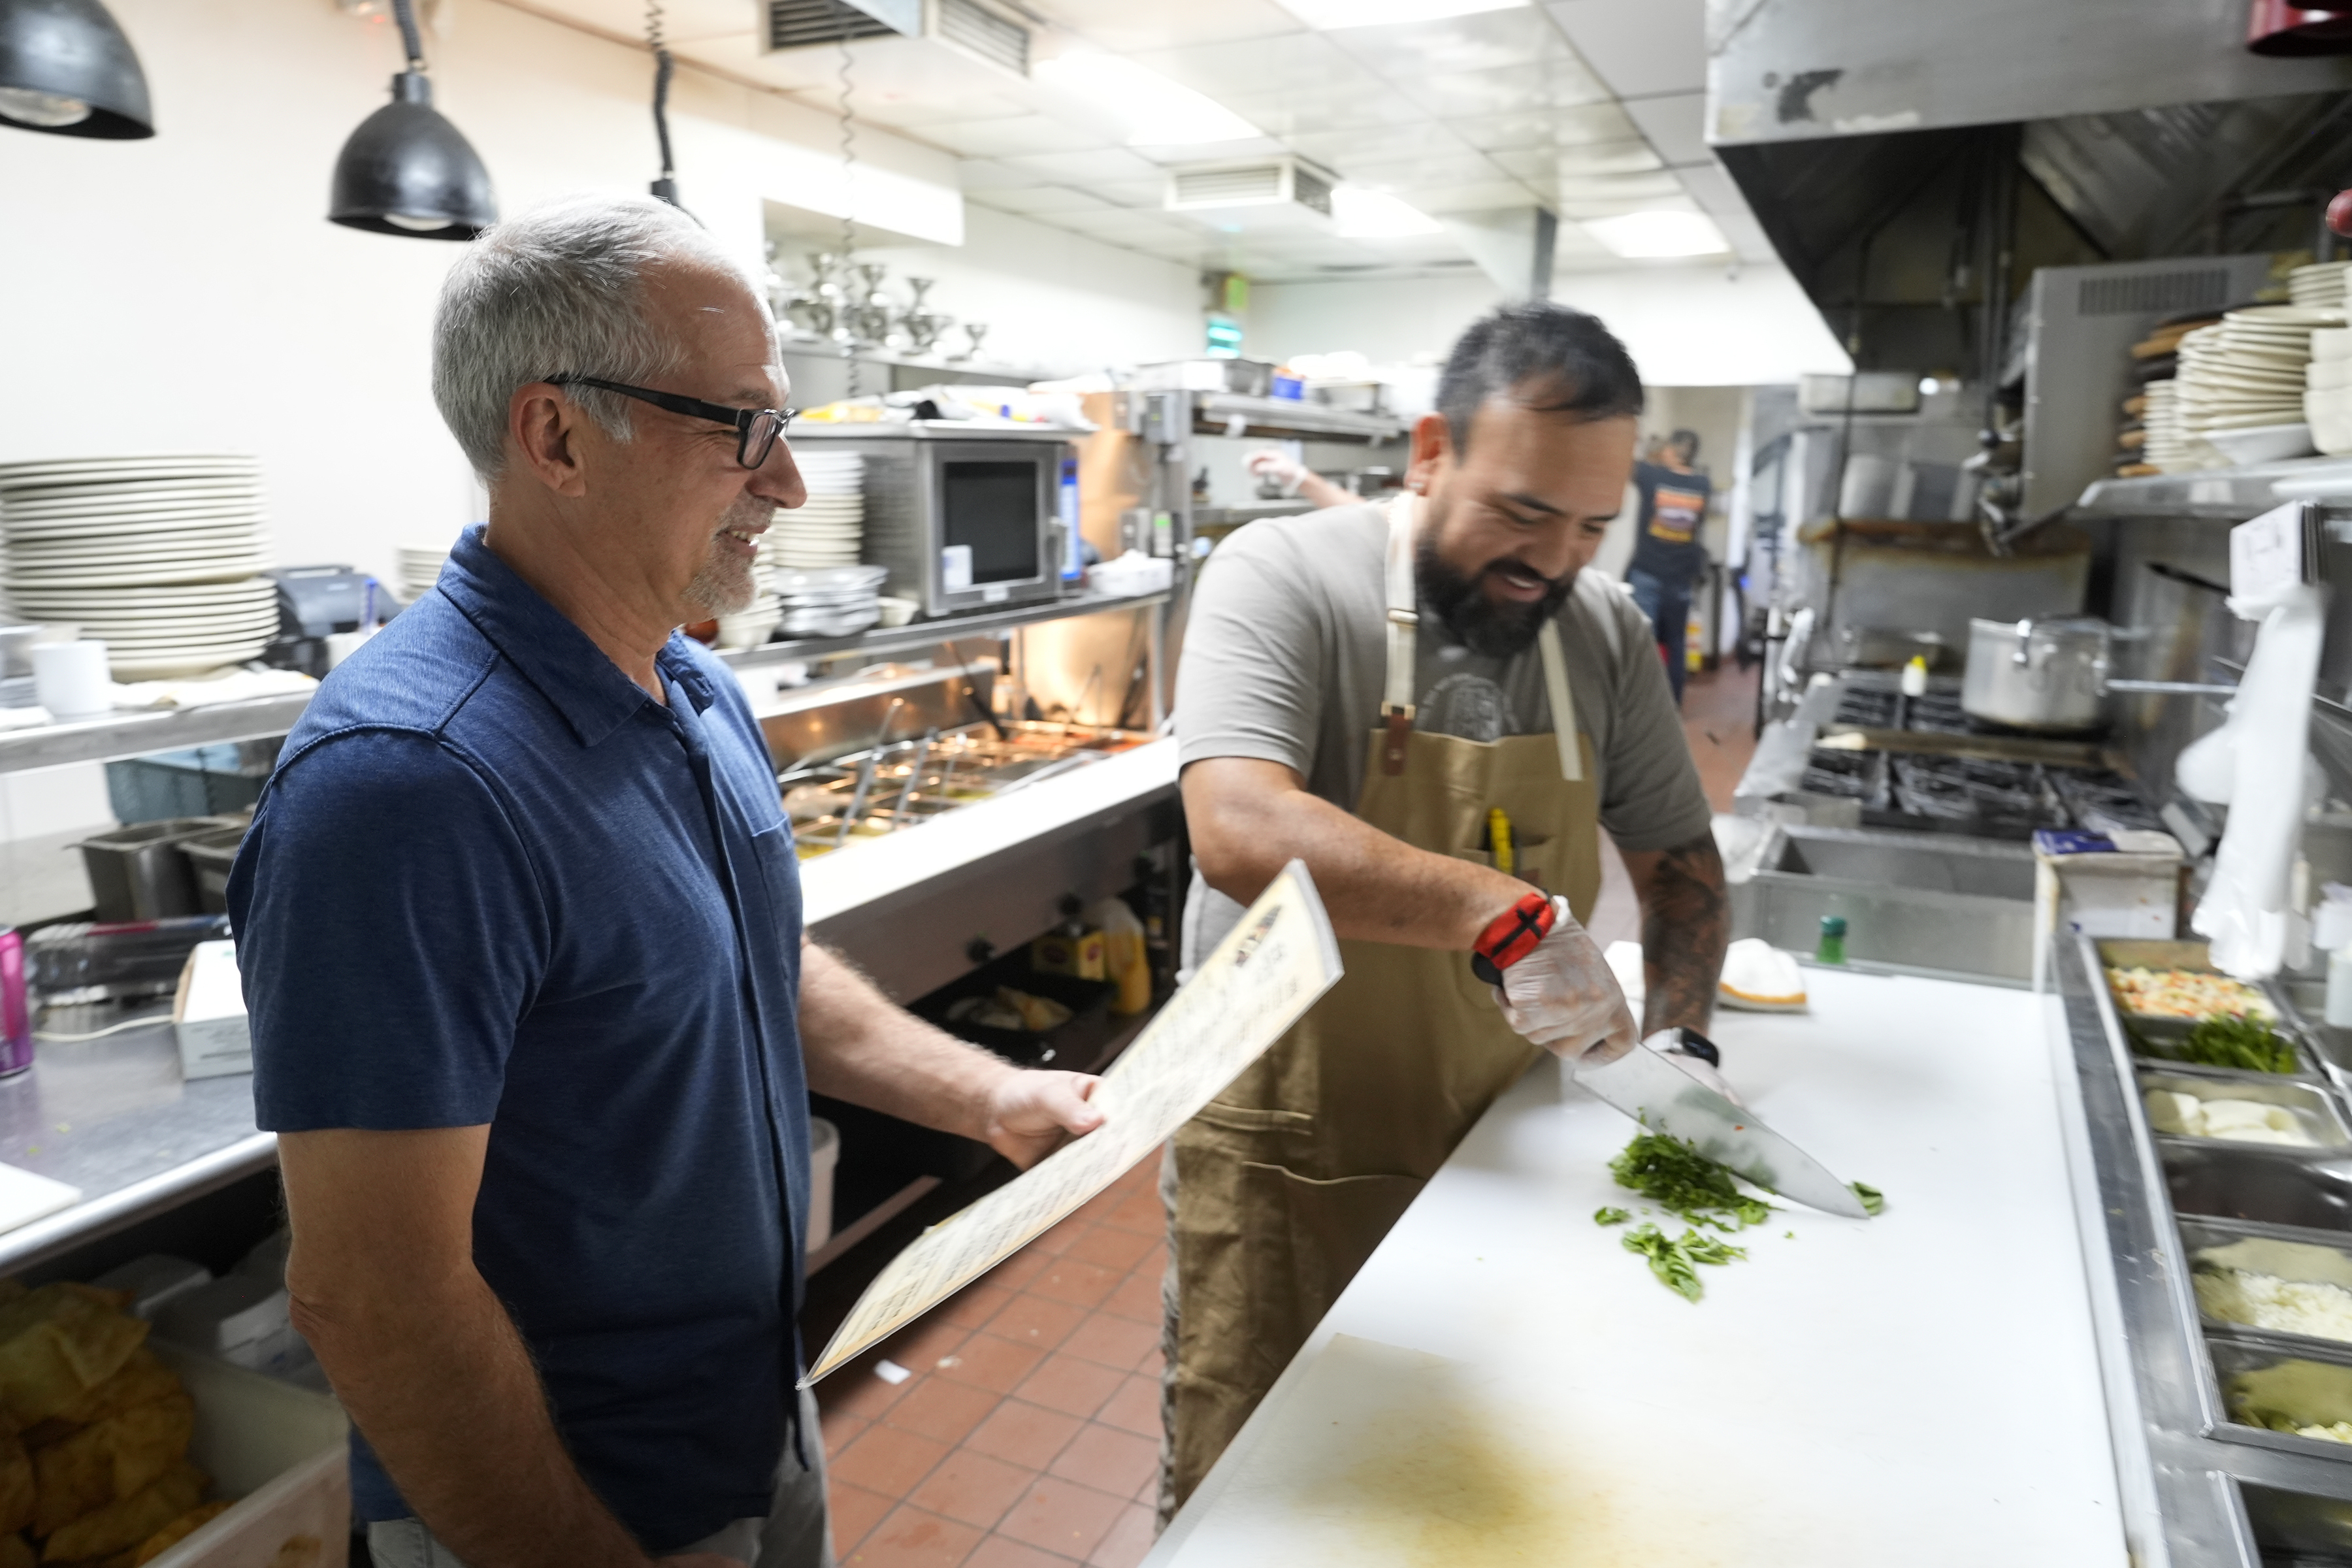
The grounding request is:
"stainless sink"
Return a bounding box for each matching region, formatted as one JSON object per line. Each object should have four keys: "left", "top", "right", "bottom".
{"left": 1727, "top": 823, "right": 2037, "bottom": 985}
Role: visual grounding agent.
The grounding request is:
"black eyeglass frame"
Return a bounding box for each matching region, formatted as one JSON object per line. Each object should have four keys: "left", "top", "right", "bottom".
{"left": 547, "top": 374, "right": 797, "bottom": 470}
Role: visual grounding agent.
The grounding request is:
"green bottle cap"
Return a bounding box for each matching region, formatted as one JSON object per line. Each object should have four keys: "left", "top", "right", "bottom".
{"left": 1820, "top": 915, "right": 1848, "bottom": 937}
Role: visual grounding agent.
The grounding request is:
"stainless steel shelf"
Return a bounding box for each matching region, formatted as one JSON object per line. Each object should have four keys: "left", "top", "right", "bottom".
{"left": 2076, "top": 456, "right": 2352, "bottom": 519}
{"left": 776, "top": 338, "right": 1068, "bottom": 385}
{"left": 720, "top": 589, "right": 1169, "bottom": 670}
{"left": 1191, "top": 393, "right": 1405, "bottom": 444}
{"left": 0, "top": 693, "right": 314, "bottom": 779}
{"left": 0, "top": 595, "right": 1169, "bottom": 776}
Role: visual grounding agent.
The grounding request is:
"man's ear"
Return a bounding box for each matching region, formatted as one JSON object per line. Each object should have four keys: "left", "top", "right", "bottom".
{"left": 1407, "top": 410, "right": 1452, "bottom": 495}
{"left": 508, "top": 383, "right": 591, "bottom": 498}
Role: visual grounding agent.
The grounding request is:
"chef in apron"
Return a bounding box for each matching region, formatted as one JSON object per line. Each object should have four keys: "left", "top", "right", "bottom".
{"left": 1159, "top": 302, "right": 1731, "bottom": 1518}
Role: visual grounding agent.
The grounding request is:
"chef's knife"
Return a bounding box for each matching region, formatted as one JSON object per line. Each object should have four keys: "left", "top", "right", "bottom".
{"left": 1575, "top": 1044, "right": 1872, "bottom": 1219}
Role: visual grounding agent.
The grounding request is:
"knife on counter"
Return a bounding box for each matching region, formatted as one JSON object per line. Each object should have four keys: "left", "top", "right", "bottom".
{"left": 1574, "top": 1040, "right": 1873, "bottom": 1220}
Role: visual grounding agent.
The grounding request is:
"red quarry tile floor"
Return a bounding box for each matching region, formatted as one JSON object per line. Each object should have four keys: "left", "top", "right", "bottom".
{"left": 817, "top": 1151, "right": 1168, "bottom": 1568}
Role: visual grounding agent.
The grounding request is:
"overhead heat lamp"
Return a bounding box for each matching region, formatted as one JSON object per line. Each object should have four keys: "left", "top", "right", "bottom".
{"left": 329, "top": 0, "right": 496, "bottom": 239}
{"left": 0, "top": 0, "right": 153, "bottom": 139}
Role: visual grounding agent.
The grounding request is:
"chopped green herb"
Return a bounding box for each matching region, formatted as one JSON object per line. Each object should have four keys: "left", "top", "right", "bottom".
{"left": 1593, "top": 1206, "right": 1631, "bottom": 1226}
{"left": 2166, "top": 1015, "right": 2300, "bottom": 1075}
{"left": 1621, "top": 1223, "right": 1745, "bottom": 1301}
{"left": 1850, "top": 1181, "right": 1886, "bottom": 1217}
{"left": 1608, "top": 1131, "right": 1771, "bottom": 1232}
{"left": 1784, "top": 1230, "right": 1795, "bottom": 1239}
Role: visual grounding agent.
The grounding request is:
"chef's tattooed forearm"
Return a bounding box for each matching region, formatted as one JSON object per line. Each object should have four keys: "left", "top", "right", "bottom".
{"left": 1639, "top": 829, "right": 1729, "bottom": 1036}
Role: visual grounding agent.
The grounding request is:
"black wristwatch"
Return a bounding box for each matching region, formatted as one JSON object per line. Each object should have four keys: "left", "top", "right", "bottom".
{"left": 1652, "top": 1025, "right": 1722, "bottom": 1068}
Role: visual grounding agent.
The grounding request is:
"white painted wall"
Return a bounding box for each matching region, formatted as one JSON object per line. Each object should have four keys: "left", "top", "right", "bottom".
{"left": 1245, "top": 261, "right": 1852, "bottom": 388}
{"left": 0, "top": 0, "right": 1196, "bottom": 588}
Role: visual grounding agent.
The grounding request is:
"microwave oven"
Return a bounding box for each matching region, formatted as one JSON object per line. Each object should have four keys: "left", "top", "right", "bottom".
{"left": 787, "top": 424, "right": 1075, "bottom": 619}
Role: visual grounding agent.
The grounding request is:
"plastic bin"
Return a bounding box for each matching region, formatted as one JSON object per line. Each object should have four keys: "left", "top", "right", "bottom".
{"left": 143, "top": 1342, "right": 350, "bottom": 1568}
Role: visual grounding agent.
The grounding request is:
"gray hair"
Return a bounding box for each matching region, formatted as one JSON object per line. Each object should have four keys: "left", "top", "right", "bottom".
{"left": 432, "top": 194, "right": 775, "bottom": 479}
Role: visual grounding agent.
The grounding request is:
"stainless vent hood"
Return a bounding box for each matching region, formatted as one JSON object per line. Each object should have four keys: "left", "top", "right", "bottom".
{"left": 1708, "top": 0, "right": 2352, "bottom": 385}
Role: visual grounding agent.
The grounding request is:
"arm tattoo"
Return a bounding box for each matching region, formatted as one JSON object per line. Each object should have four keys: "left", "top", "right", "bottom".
{"left": 1640, "top": 829, "right": 1729, "bottom": 1036}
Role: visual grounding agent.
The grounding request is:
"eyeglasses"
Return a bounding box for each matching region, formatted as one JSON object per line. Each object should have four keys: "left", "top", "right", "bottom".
{"left": 547, "top": 375, "right": 797, "bottom": 470}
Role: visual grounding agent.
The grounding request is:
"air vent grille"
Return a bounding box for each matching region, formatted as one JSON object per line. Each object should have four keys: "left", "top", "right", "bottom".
{"left": 1290, "top": 165, "right": 1333, "bottom": 217}
{"left": 766, "top": 0, "right": 902, "bottom": 51}
{"left": 2076, "top": 269, "right": 2232, "bottom": 318}
{"left": 938, "top": 0, "right": 1028, "bottom": 73}
{"left": 1172, "top": 165, "right": 1286, "bottom": 208}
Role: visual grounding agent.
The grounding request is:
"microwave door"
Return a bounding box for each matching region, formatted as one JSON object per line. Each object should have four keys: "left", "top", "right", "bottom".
{"left": 941, "top": 458, "right": 1047, "bottom": 604}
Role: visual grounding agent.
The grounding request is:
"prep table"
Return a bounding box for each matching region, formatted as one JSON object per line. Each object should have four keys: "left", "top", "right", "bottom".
{"left": 1145, "top": 964, "right": 2125, "bottom": 1566}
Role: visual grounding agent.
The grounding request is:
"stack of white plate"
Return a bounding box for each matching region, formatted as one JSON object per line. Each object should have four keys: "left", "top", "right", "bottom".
{"left": 2175, "top": 306, "right": 2344, "bottom": 457}
{"left": 774, "top": 564, "right": 885, "bottom": 638}
{"left": 2292, "top": 261, "right": 2351, "bottom": 311}
{"left": 0, "top": 455, "right": 277, "bottom": 678}
{"left": 770, "top": 453, "right": 864, "bottom": 570}
{"left": 395, "top": 541, "right": 451, "bottom": 602}
{"left": 2308, "top": 327, "right": 2352, "bottom": 455}
{"left": 2141, "top": 380, "right": 2225, "bottom": 473}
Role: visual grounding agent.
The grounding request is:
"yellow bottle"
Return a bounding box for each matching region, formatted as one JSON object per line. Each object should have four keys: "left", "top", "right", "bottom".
{"left": 1090, "top": 897, "right": 1154, "bottom": 1015}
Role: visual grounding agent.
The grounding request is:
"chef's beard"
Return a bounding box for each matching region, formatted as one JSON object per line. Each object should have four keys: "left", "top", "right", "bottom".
{"left": 679, "top": 493, "right": 770, "bottom": 619}
{"left": 1416, "top": 532, "right": 1575, "bottom": 659}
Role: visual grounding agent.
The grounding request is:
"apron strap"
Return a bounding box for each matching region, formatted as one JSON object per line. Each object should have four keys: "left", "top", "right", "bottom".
{"left": 1381, "top": 493, "right": 1417, "bottom": 776}
{"left": 1538, "top": 621, "right": 1584, "bottom": 783}
{"left": 1382, "top": 491, "right": 1583, "bottom": 784}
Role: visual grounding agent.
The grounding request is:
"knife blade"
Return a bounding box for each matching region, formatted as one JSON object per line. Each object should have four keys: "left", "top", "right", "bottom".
{"left": 1574, "top": 1045, "right": 1872, "bottom": 1219}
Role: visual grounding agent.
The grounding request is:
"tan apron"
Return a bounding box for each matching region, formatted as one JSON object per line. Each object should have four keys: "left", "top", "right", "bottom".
{"left": 1159, "top": 494, "right": 1603, "bottom": 1514}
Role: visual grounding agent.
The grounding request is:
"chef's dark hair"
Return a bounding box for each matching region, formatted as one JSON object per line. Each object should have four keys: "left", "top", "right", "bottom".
{"left": 1437, "top": 302, "right": 1644, "bottom": 451}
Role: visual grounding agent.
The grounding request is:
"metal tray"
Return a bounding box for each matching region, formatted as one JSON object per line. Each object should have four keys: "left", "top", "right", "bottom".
{"left": 2143, "top": 1070, "right": 2352, "bottom": 1151}
{"left": 2165, "top": 1142, "right": 2352, "bottom": 1232}
{"left": 2181, "top": 1215, "right": 2352, "bottom": 1354}
{"left": 2128, "top": 1019, "right": 2322, "bottom": 1081}
{"left": 2207, "top": 1331, "right": 2352, "bottom": 1462}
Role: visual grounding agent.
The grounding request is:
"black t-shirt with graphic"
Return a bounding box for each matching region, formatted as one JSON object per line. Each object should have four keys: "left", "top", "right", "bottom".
{"left": 1626, "top": 461, "right": 1712, "bottom": 585}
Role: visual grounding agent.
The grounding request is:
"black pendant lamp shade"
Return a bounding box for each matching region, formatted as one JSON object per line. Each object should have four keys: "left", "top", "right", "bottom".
{"left": 0, "top": 0, "right": 154, "bottom": 139}
{"left": 329, "top": 0, "right": 495, "bottom": 240}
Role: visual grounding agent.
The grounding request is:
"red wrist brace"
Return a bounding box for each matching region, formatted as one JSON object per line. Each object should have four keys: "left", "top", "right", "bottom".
{"left": 1471, "top": 892, "right": 1556, "bottom": 978}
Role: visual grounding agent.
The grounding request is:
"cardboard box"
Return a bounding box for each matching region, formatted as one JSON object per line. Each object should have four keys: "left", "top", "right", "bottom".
{"left": 172, "top": 941, "right": 250, "bottom": 1080}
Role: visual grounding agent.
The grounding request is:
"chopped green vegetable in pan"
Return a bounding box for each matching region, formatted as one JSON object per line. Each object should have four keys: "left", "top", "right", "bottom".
{"left": 1592, "top": 1206, "right": 1630, "bottom": 1226}
{"left": 2169, "top": 1015, "right": 2300, "bottom": 1075}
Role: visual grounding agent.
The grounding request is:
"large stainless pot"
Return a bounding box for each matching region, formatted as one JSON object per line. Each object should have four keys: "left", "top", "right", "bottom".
{"left": 1961, "top": 616, "right": 2111, "bottom": 732}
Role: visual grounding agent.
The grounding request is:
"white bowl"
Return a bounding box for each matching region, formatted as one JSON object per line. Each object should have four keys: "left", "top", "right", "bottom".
{"left": 875, "top": 596, "right": 918, "bottom": 628}
{"left": 2206, "top": 421, "right": 2316, "bottom": 466}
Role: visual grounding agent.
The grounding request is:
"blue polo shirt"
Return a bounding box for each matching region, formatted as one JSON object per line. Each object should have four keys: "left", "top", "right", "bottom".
{"left": 227, "top": 526, "right": 810, "bottom": 1552}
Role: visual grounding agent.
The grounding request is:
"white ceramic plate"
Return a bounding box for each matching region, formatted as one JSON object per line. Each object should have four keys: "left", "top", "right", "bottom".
{"left": 2, "top": 561, "right": 271, "bottom": 590}
{"left": 67, "top": 615, "right": 282, "bottom": 640}
{"left": 0, "top": 453, "right": 258, "bottom": 478}
{"left": 109, "top": 645, "right": 275, "bottom": 679}
{"left": 3, "top": 515, "right": 267, "bottom": 545}
{"left": 2, "top": 534, "right": 266, "bottom": 562}
{"left": 4, "top": 581, "right": 274, "bottom": 611}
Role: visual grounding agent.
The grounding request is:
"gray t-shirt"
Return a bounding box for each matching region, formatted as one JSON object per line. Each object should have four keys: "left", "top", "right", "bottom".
{"left": 1176, "top": 502, "right": 1712, "bottom": 955}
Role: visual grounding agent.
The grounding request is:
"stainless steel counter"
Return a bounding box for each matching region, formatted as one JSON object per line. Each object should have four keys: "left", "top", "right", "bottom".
{"left": 2053, "top": 933, "right": 2352, "bottom": 1565}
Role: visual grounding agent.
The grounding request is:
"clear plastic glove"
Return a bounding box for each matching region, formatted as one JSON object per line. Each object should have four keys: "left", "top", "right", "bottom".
{"left": 1493, "top": 897, "right": 1640, "bottom": 1064}
{"left": 1245, "top": 449, "right": 1310, "bottom": 495}
{"left": 1644, "top": 1029, "right": 1746, "bottom": 1109}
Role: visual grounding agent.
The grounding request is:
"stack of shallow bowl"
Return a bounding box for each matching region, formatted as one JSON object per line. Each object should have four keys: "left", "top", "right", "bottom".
{"left": 774, "top": 564, "right": 885, "bottom": 638}
{"left": 0, "top": 455, "right": 278, "bottom": 678}
{"left": 2176, "top": 306, "right": 2345, "bottom": 463}
{"left": 2309, "top": 329, "right": 2352, "bottom": 456}
{"left": 395, "top": 541, "right": 451, "bottom": 604}
{"left": 770, "top": 453, "right": 864, "bottom": 569}
{"left": 2291, "top": 260, "right": 2351, "bottom": 312}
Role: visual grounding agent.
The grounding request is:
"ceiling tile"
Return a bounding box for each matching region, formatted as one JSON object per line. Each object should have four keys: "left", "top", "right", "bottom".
{"left": 1673, "top": 161, "right": 1756, "bottom": 220}
{"left": 1542, "top": 0, "right": 1706, "bottom": 98}
{"left": 1323, "top": 5, "right": 1573, "bottom": 78}
{"left": 1128, "top": 135, "right": 1293, "bottom": 165}
{"left": 1127, "top": 31, "right": 1377, "bottom": 100}
{"left": 1002, "top": 147, "right": 1166, "bottom": 184}
{"left": 1555, "top": 171, "right": 1690, "bottom": 206}
{"left": 1341, "top": 152, "right": 1517, "bottom": 193}
{"left": 1085, "top": 178, "right": 1177, "bottom": 208}
{"left": 535, "top": 0, "right": 751, "bottom": 44}
{"left": 1392, "top": 63, "right": 1612, "bottom": 122}
{"left": 1212, "top": 83, "right": 1437, "bottom": 137}
{"left": 1558, "top": 182, "right": 1699, "bottom": 221}
{"left": 1413, "top": 178, "right": 1554, "bottom": 214}
{"left": 1282, "top": 121, "right": 1475, "bottom": 170}
{"left": 956, "top": 159, "right": 1051, "bottom": 192}
{"left": 968, "top": 185, "right": 1121, "bottom": 216}
{"left": 1019, "top": 0, "right": 1307, "bottom": 52}
{"left": 1490, "top": 138, "right": 1661, "bottom": 184}
{"left": 1624, "top": 91, "right": 1708, "bottom": 166}
{"left": 913, "top": 116, "right": 1115, "bottom": 159}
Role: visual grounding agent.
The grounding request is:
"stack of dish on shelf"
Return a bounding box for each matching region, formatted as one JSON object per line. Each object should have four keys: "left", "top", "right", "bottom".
{"left": 768, "top": 453, "right": 863, "bottom": 570}
{"left": 773, "top": 564, "right": 885, "bottom": 639}
{"left": 0, "top": 454, "right": 278, "bottom": 678}
{"left": 2174, "top": 306, "right": 2345, "bottom": 465}
{"left": 2125, "top": 308, "right": 2225, "bottom": 474}
{"left": 2308, "top": 328, "right": 2352, "bottom": 457}
{"left": 2291, "top": 260, "right": 2351, "bottom": 311}
{"left": 395, "top": 540, "right": 452, "bottom": 604}
{"left": 2140, "top": 380, "right": 2223, "bottom": 474}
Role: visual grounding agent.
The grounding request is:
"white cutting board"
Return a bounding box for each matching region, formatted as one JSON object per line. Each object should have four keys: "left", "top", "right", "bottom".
{"left": 1149, "top": 967, "right": 2125, "bottom": 1567}
{"left": 0, "top": 1162, "right": 82, "bottom": 1237}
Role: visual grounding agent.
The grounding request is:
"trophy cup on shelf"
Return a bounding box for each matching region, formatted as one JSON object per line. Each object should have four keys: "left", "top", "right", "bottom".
{"left": 954, "top": 321, "right": 990, "bottom": 363}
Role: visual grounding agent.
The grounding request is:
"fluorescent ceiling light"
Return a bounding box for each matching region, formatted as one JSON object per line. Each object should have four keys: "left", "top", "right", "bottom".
{"left": 1035, "top": 51, "right": 1262, "bottom": 146}
{"left": 1582, "top": 210, "right": 1727, "bottom": 259}
{"left": 1275, "top": 0, "right": 1525, "bottom": 28}
{"left": 1333, "top": 185, "right": 1442, "bottom": 238}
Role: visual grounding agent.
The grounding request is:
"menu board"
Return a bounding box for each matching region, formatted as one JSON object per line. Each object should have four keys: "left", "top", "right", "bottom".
{"left": 803, "top": 859, "right": 1343, "bottom": 1385}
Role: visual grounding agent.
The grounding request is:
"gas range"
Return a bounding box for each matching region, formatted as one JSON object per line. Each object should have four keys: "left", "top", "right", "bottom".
{"left": 1798, "top": 685, "right": 2161, "bottom": 839}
